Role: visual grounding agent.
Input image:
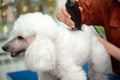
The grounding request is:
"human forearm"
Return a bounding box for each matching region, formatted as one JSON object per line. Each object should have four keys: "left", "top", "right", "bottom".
{"left": 97, "top": 36, "right": 120, "bottom": 61}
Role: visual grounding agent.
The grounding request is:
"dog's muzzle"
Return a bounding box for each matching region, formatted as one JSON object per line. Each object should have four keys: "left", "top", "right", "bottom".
{"left": 2, "top": 45, "right": 26, "bottom": 57}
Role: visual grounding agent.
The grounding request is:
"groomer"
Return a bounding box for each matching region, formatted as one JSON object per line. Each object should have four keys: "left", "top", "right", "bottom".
{"left": 57, "top": 0, "right": 120, "bottom": 75}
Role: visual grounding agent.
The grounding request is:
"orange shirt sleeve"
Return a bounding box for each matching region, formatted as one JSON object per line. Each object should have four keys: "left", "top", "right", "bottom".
{"left": 77, "top": 0, "right": 110, "bottom": 26}
{"left": 77, "top": 0, "right": 93, "bottom": 25}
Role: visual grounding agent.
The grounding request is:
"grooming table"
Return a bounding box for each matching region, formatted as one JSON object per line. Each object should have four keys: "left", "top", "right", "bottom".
{"left": 7, "top": 63, "right": 120, "bottom": 80}
{"left": 7, "top": 70, "right": 38, "bottom": 80}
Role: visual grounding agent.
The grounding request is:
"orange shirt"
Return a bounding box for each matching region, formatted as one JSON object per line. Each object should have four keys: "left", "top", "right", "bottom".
{"left": 78, "top": 0, "right": 120, "bottom": 48}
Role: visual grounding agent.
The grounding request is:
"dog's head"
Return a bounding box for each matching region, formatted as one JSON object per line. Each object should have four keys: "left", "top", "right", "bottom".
{"left": 1, "top": 12, "right": 57, "bottom": 57}
{"left": 1, "top": 12, "right": 57, "bottom": 71}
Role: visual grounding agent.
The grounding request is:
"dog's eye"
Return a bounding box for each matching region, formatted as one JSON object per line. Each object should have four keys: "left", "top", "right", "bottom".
{"left": 17, "top": 36, "right": 24, "bottom": 39}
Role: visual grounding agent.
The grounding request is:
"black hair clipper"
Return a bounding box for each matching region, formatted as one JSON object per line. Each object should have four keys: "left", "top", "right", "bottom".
{"left": 66, "top": 0, "right": 82, "bottom": 30}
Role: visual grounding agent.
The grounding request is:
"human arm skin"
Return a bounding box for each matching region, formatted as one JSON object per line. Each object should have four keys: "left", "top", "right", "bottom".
{"left": 97, "top": 36, "right": 120, "bottom": 61}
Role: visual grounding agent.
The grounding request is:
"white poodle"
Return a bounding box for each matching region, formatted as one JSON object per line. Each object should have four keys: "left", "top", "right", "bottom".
{"left": 2, "top": 12, "right": 111, "bottom": 80}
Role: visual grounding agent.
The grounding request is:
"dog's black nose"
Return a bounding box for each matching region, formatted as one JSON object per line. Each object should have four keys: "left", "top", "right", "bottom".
{"left": 2, "top": 45, "right": 9, "bottom": 51}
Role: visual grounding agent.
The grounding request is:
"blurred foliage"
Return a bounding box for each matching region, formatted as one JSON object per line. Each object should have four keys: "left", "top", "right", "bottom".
{"left": 0, "top": 0, "right": 57, "bottom": 40}
{"left": 12, "top": 0, "right": 57, "bottom": 18}
{"left": 44, "top": 0, "right": 57, "bottom": 17}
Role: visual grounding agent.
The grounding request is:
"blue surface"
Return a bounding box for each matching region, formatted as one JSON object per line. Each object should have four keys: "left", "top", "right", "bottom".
{"left": 7, "top": 70, "right": 38, "bottom": 80}
{"left": 8, "top": 63, "right": 120, "bottom": 80}
{"left": 82, "top": 63, "right": 120, "bottom": 80}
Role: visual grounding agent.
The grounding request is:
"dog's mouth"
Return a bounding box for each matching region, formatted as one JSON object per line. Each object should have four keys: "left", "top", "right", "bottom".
{"left": 11, "top": 49, "right": 26, "bottom": 57}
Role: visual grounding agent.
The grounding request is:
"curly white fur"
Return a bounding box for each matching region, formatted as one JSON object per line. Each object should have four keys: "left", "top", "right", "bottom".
{"left": 11, "top": 12, "right": 111, "bottom": 80}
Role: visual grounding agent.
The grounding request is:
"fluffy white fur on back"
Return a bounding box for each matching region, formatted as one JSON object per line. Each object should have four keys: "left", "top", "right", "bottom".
{"left": 10, "top": 12, "right": 111, "bottom": 80}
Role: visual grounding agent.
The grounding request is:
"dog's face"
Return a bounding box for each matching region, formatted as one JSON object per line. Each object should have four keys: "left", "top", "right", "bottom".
{"left": 2, "top": 35, "right": 35, "bottom": 57}
{"left": 2, "top": 12, "right": 56, "bottom": 58}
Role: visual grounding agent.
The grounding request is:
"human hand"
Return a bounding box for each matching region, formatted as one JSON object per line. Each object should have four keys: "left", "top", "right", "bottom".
{"left": 56, "top": 4, "right": 83, "bottom": 28}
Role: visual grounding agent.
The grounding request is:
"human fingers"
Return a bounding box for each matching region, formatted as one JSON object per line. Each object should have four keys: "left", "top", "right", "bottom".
{"left": 57, "top": 5, "right": 75, "bottom": 28}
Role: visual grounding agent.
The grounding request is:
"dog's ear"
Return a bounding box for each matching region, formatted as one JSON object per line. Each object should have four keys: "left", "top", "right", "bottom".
{"left": 25, "top": 34, "right": 56, "bottom": 72}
